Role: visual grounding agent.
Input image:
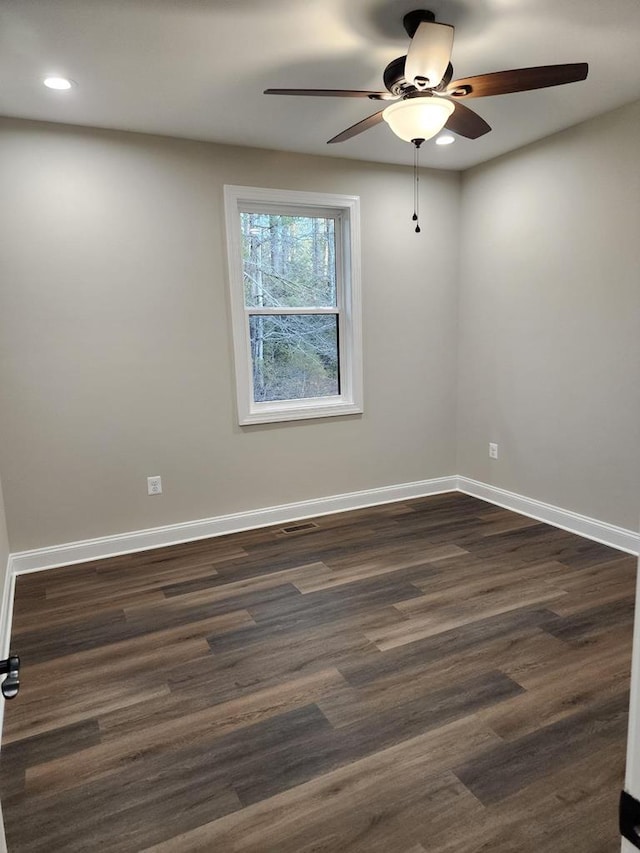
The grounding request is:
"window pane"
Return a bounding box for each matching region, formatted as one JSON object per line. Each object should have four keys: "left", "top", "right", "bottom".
{"left": 241, "top": 213, "right": 337, "bottom": 308}
{"left": 249, "top": 314, "right": 340, "bottom": 402}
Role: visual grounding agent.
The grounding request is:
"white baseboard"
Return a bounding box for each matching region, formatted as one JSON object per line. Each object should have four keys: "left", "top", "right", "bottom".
{"left": 457, "top": 477, "right": 640, "bottom": 556}
{"left": 4, "top": 474, "right": 638, "bottom": 636}
{"left": 8, "top": 475, "right": 638, "bottom": 580}
{"left": 9, "top": 476, "right": 458, "bottom": 575}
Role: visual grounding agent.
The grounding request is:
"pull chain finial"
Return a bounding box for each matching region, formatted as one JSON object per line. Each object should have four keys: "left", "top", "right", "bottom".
{"left": 412, "top": 138, "right": 424, "bottom": 233}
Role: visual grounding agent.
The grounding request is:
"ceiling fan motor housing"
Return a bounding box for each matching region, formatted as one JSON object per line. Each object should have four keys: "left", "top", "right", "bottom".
{"left": 383, "top": 56, "right": 410, "bottom": 96}
{"left": 383, "top": 57, "right": 454, "bottom": 97}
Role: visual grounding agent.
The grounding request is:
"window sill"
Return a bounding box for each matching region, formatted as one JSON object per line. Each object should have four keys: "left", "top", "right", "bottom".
{"left": 239, "top": 399, "right": 363, "bottom": 426}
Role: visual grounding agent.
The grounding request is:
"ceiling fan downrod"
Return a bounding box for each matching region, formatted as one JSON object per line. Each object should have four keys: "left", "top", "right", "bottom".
{"left": 403, "top": 9, "right": 436, "bottom": 39}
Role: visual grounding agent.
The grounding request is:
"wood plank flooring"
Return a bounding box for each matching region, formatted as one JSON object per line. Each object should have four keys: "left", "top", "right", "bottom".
{"left": 0, "top": 492, "right": 635, "bottom": 852}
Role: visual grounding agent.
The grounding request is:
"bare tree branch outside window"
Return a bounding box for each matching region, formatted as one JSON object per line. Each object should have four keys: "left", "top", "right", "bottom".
{"left": 241, "top": 213, "right": 340, "bottom": 402}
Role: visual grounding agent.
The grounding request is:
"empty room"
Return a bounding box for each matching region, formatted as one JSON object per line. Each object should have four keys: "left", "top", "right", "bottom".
{"left": 0, "top": 0, "right": 639, "bottom": 851}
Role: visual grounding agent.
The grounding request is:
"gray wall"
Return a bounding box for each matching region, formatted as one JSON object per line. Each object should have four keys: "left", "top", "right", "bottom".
{"left": 457, "top": 101, "right": 640, "bottom": 531}
{"left": 0, "top": 119, "right": 461, "bottom": 551}
{"left": 1, "top": 101, "right": 638, "bottom": 553}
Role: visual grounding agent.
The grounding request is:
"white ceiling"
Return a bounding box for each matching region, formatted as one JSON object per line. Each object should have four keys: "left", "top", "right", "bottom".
{"left": 1, "top": 0, "right": 640, "bottom": 170}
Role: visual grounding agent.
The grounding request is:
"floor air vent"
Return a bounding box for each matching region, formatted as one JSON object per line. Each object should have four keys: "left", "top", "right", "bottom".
{"left": 280, "top": 521, "right": 319, "bottom": 534}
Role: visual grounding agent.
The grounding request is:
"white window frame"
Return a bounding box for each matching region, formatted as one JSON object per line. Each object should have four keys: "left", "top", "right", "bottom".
{"left": 224, "top": 185, "right": 363, "bottom": 426}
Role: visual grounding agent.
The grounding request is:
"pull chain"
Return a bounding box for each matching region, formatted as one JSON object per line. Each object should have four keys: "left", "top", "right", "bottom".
{"left": 412, "top": 138, "right": 424, "bottom": 233}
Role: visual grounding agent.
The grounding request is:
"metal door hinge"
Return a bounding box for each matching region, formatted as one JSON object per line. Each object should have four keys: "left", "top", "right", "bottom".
{"left": 0, "top": 654, "right": 20, "bottom": 700}
{"left": 621, "top": 790, "right": 640, "bottom": 848}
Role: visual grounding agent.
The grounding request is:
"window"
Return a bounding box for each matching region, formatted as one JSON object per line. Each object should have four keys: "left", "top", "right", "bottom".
{"left": 224, "top": 186, "right": 363, "bottom": 425}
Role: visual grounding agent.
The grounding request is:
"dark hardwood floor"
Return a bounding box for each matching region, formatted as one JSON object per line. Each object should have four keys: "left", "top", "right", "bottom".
{"left": 0, "top": 492, "right": 635, "bottom": 852}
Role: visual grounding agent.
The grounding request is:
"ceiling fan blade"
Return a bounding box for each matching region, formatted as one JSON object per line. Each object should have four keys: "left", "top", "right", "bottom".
{"left": 264, "top": 88, "right": 392, "bottom": 101}
{"left": 445, "top": 101, "right": 491, "bottom": 139}
{"left": 447, "top": 63, "right": 588, "bottom": 98}
{"left": 327, "top": 110, "right": 385, "bottom": 144}
{"left": 405, "top": 20, "right": 455, "bottom": 90}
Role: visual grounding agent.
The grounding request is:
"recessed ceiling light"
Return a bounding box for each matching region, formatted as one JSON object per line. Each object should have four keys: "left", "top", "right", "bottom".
{"left": 43, "top": 77, "right": 75, "bottom": 90}
{"left": 435, "top": 134, "right": 455, "bottom": 146}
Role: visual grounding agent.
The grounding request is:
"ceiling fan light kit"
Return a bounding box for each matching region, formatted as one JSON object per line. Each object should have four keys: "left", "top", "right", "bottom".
{"left": 383, "top": 96, "right": 454, "bottom": 143}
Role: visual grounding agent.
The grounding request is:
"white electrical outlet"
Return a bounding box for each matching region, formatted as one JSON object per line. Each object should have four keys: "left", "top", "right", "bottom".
{"left": 147, "top": 475, "right": 162, "bottom": 495}
{"left": 489, "top": 443, "right": 499, "bottom": 460}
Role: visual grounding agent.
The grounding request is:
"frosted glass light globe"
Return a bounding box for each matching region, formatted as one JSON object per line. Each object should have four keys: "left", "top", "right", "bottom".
{"left": 383, "top": 98, "right": 455, "bottom": 143}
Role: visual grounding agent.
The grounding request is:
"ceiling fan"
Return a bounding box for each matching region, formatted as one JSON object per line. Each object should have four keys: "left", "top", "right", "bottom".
{"left": 264, "top": 9, "right": 589, "bottom": 146}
